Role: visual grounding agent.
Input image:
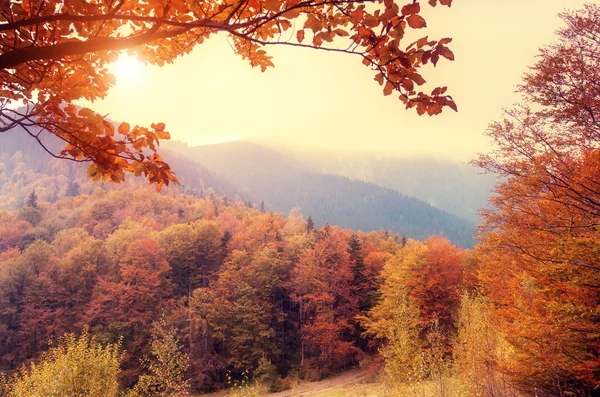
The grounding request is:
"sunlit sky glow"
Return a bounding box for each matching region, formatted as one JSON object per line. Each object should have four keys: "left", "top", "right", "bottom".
{"left": 82, "top": 0, "right": 585, "bottom": 160}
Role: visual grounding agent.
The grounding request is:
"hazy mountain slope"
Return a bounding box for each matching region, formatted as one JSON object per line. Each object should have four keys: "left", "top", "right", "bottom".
{"left": 166, "top": 141, "right": 477, "bottom": 247}
{"left": 272, "top": 146, "right": 497, "bottom": 224}
{"left": 0, "top": 129, "right": 245, "bottom": 209}
{"left": 0, "top": 132, "right": 477, "bottom": 247}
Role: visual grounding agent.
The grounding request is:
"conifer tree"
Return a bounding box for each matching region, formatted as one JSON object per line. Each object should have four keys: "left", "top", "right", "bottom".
{"left": 25, "top": 190, "right": 38, "bottom": 209}
{"left": 347, "top": 234, "right": 370, "bottom": 312}
{"left": 306, "top": 216, "right": 315, "bottom": 234}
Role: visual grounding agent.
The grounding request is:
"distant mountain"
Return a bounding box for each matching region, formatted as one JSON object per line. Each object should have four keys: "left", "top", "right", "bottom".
{"left": 0, "top": 128, "right": 245, "bottom": 209}
{"left": 164, "top": 141, "right": 477, "bottom": 247}
{"left": 0, "top": 130, "right": 477, "bottom": 247}
{"left": 271, "top": 146, "right": 497, "bottom": 224}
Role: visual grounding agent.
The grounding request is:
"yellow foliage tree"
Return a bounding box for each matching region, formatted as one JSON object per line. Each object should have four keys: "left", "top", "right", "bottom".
{"left": 453, "top": 292, "right": 517, "bottom": 397}
{"left": 362, "top": 249, "right": 423, "bottom": 389}
{"left": 7, "top": 329, "right": 121, "bottom": 397}
{"left": 127, "top": 317, "right": 190, "bottom": 397}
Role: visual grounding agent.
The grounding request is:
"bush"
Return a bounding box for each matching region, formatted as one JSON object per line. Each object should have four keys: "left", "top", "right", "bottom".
{"left": 268, "top": 377, "right": 293, "bottom": 393}
{"left": 7, "top": 329, "right": 121, "bottom": 397}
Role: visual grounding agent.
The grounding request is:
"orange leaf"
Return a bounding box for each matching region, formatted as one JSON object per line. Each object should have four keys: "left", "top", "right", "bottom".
{"left": 151, "top": 122, "right": 166, "bottom": 132}
{"left": 407, "top": 14, "right": 427, "bottom": 29}
{"left": 426, "top": 102, "right": 443, "bottom": 116}
{"left": 118, "top": 122, "right": 130, "bottom": 135}
{"left": 383, "top": 81, "right": 394, "bottom": 96}
{"left": 401, "top": 3, "right": 420, "bottom": 16}
{"left": 407, "top": 72, "right": 426, "bottom": 86}
{"left": 438, "top": 46, "right": 455, "bottom": 60}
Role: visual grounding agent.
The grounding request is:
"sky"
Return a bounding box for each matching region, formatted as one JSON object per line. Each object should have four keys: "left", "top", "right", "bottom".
{"left": 83, "top": 0, "right": 586, "bottom": 161}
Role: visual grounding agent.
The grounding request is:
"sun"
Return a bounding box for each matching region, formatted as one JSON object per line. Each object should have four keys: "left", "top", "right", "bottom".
{"left": 110, "top": 55, "right": 145, "bottom": 85}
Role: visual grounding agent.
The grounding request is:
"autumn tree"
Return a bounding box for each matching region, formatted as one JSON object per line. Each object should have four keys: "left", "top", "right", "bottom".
{"left": 475, "top": 4, "right": 600, "bottom": 394}
{"left": 289, "top": 225, "right": 360, "bottom": 376}
{"left": 6, "top": 329, "right": 122, "bottom": 397}
{"left": 1, "top": 0, "right": 455, "bottom": 186}
{"left": 385, "top": 237, "right": 464, "bottom": 338}
{"left": 193, "top": 248, "right": 284, "bottom": 376}
{"left": 128, "top": 317, "right": 190, "bottom": 397}
{"left": 84, "top": 239, "right": 173, "bottom": 380}
{"left": 452, "top": 292, "right": 517, "bottom": 397}
{"left": 362, "top": 283, "right": 423, "bottom": 390}
{"left": 155, "top": 220, "right": 225, "bottom": 297}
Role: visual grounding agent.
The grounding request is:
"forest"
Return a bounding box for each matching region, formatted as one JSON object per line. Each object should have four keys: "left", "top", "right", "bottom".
{"left": 0, "top": 185, "right": 471, "bottom": 394}
{"left": 0, "top": 0, "right": 599, "bottom": 396}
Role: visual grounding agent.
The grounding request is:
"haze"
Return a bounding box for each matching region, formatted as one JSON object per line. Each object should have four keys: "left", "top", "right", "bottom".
{"left": 83, "top": 0, "right": 584, "bottom": 161}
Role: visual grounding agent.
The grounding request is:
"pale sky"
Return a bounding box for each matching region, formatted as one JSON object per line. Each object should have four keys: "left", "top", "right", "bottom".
{"left": 84, "top": 0, "right": 585, "bottom": 161}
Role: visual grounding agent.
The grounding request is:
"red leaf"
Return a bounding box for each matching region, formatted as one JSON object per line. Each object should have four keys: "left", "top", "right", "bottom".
{"left": 438, "top": 46, "right": 455, "bottom": 60}
{"left": 406, "top": 14, "right": 427, "bottom": 29}
{"left": 401, "top": 78, "right": 414, "bottom": 92}
{"left": 401, "top": 3, "right": 420, "bottom": 16}
{"left": 427, "top": 102, "right": 443, "bottom": 116}
{"left": 383, "top": 81, "right": 394, "bottom": 96}
{"left": 407, "top": 72, "right": 426, "bottom": 86}
{"left": 431, "top": 86, "right": 448, "bottom": 96}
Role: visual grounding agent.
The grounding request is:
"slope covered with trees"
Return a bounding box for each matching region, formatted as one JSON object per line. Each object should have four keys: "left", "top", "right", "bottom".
{"left": 0, "top": 134, "right": 476, "bottom": 247}
{"left": 0, "top": 128, "right": 245, "bottom": 210}
{"left": 0, "top": 185, "right": 471, "bottom": 395}
{"left": 278, "top": 148, "right": 496, "bottom": 224}
{"left": 167, "top": 140, "right": 476, "bottom": 247}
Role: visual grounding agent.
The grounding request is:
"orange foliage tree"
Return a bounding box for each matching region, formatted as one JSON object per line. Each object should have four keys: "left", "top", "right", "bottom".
{"left": 0, "top": 0, "right": 456, "bottom": 186}
{"left": 84, "top": 239, "right": 173, "bottom": 379}
{"left": 289, "top": 225, "right": 360, "bottom": 375}
{"left": 476, "top": 4, "right": 600, "bottom": 395}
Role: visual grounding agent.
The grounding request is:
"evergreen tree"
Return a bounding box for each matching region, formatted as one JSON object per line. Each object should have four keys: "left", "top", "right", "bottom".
{"left": 347, "top": 233, "right": 372, "bottom": 348}
{"left": 259, "top": 200, "right": 265, "bottom": 213}
{"left": 306, "top": 216, "right": 315, "bottom": 233}
{"left": 26, "top": 190, "right": 38, "bottom": 209}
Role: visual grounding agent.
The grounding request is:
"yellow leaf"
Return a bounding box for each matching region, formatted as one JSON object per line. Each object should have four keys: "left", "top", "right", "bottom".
{"left": 87, "top": 164, "right": 97, "bottom": 177}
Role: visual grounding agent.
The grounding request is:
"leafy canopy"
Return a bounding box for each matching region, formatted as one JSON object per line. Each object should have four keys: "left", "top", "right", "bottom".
{"left": 0, "top": 0, "right": 456, "bottom": 187}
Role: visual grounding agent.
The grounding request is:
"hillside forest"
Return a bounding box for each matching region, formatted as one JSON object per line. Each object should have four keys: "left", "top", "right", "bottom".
{"left": 0, "top": 1, "right": 599, "bottom": 397}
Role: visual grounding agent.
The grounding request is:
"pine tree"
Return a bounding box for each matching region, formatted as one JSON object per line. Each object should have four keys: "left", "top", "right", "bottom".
{"left": 26, "top": 190, "right": 38, "bottom": 209}
{"left": 348, "top": 234, "right": 370, "bottom": 311}
{"left": 259, "top": 200, "right": 265, "bottom": 213}
{"left": 306, "top": 216, "right": 315, "bottom": 233}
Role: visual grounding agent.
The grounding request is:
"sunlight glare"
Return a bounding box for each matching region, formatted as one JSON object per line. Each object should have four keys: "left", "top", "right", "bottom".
{"left": 110, "top": 55, "right": 145, "bottom": 85}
